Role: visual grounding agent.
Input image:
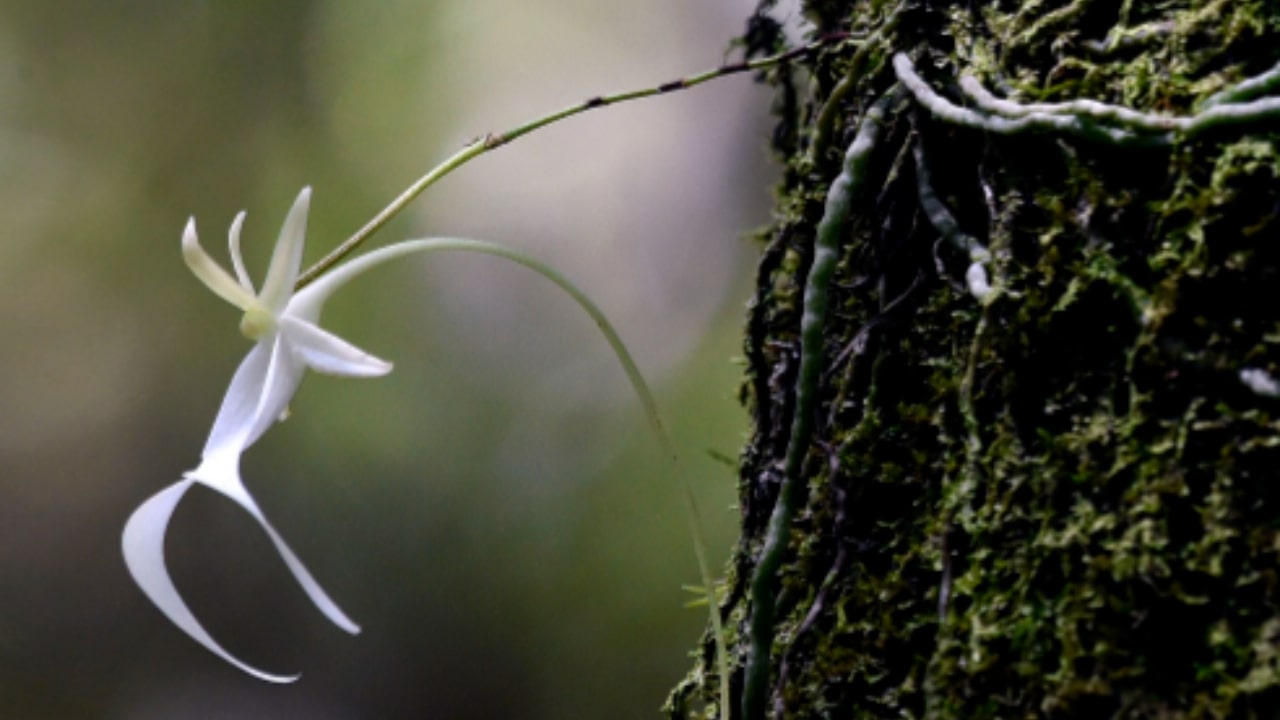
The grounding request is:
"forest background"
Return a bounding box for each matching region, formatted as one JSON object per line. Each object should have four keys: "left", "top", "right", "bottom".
{"left": 0, "top": 1, "right": 781, "bottom": 717}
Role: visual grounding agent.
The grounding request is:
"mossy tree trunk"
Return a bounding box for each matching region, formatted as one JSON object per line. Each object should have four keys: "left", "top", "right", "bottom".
{"left": 670, "top": 1, "right": 1280, "bottom": 718}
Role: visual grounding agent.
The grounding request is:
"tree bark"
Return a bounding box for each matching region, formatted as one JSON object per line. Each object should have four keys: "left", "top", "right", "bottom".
{"left": 670, "top": 1, "right": 1280, "bottom": 717}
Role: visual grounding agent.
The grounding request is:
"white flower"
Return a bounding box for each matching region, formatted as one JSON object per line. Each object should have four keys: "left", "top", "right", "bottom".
{"left": 122, "top": 188, "right": 392, "bottom": 682}
{"left": 124, "top": 185, "right": 635, "bottom": 682}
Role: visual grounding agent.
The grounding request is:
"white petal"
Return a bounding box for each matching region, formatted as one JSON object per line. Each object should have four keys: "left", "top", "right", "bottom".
{"left": 185, "top": 451, "right": 361, "bottom": 635}
{"left": 122, "top": 479, "right": 301, "bottom": 683}
{"left": 239, "top": 334, "right": 308, "bottom": 449}
{"left": 259, "top": 187, "right": 311, "bottom": 315}
{"left": 204, "top": 337, "right": 309, "bottom": 459}
{"left": 183, "top": 218, "right": 257, "bottom": 310}
{"left": 203, "top": 342, "right": 273, "bottom": 458}
{"left": 228, "top": 211, "right": 255, "bottom": 294}
{"left": 280, "top": 316, "right": 392, "bottom": 378}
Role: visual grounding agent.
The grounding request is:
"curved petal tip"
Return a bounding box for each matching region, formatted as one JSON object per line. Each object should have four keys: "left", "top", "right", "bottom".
{"left": 122, "top": 479, "right": 302, "bottom": 683}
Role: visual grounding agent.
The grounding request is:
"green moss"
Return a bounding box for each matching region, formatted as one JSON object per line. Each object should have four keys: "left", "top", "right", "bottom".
{"left": 670, "top": 0, "right": 1280, "bottom": 718}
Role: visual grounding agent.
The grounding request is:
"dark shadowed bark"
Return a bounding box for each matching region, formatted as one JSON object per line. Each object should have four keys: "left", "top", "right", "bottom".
{"left": 669, "top": 1, "right": 1280, "bottom": 717}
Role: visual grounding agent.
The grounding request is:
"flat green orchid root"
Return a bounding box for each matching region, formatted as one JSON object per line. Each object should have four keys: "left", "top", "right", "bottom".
{"left": 741, "top": 85, "right": 901, "bottom": 720}
{"left": 911, "top": 138, "right": 993, "bottom": 302}
{"left": 894, "top": 52, "right": 1280, "bottom": 145}
{"left": 810, "top": 1, "right": 906, "bottom": 162}
{"left": 307, "top": 237, "right": 732, "bottom": 720}
{"left": 1201, "top": 58, "right": 1280, "bottom": 109}
{"left": 891, "top": 53, "right": 1168, "bottom": 146}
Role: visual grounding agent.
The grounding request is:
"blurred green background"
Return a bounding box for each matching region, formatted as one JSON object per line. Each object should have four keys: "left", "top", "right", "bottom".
{"left": 0, "top": 0, "right": 782, "bottom": 717}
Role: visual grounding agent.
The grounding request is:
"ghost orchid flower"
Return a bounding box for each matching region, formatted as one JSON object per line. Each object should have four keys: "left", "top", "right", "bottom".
{"left": 125, "top": 185, "right": 672, "bottom": 683}
{"left": 122, "top": 187, "right": 390, "bottom": 682}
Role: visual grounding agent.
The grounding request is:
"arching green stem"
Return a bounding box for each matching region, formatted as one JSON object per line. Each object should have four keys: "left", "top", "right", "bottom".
{"left": 307, "top": 237, "right": 732, "bottom": 719}
{"left": 295, "top": 36, "right": 850, "bottom": 289}
{"left": 741, "top": 86, "right": 900, "bottom": 720}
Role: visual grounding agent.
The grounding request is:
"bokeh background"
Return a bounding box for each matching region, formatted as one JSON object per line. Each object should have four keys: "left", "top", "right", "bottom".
{"left": 0, "top": 1, "right": 797, "bottom": 717}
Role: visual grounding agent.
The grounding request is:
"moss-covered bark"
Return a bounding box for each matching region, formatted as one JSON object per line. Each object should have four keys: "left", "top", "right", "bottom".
{"left": 669, "top": 1, "right": 1280, "bottom": 717}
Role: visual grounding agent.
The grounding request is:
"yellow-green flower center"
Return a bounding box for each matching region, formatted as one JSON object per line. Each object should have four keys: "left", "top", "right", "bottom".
{"left": 239, "top": 306, "right": 277, "bottom": 341}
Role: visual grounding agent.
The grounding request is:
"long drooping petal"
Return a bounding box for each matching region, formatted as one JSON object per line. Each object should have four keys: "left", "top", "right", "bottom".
{"left": 185, "top": 449, "right": 361, "bottom": 636}
{"left": 258, "top": 187, "right": 311, "bottom": 314}
{"left": 121, "top": 479, "right": 301, "bottom": 684}
{"left": 132, "top": 341, "right": 359, "bottom": 681}
{"left": 280, "top": 316, "right": 393, "bottom": 377}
